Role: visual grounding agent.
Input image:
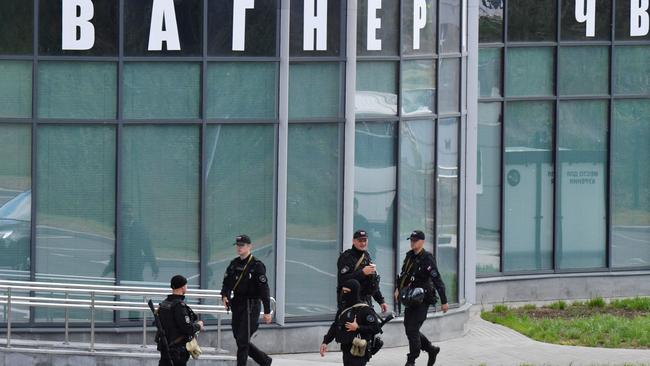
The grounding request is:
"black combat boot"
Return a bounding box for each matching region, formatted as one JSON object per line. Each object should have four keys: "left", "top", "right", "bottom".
{"left": 426, "top": 345, "right": 440, "bottom": 366}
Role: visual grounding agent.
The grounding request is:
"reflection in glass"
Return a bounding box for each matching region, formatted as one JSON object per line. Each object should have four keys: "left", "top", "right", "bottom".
{"left": 612, "top": 100, "right": 650, "bottom": 268}
{"left": 560, "top": 0, "right": 610, "bottom": 40}
{"left": 507, "top": 0, "right": 556, "bottom": 41}
{"left": 403, "top": 0, "right": 436, "bottom": 55}
{"left": 559, "top": 47, "right": 609, "bottom": 96}
{"left": 120, "top": 126, "right": 199, "bottom": 287}
{"left": 557, "top": 101, "right": 607, "bottom": 269}
{"left": 614, "top": 46, "right": 650, "bottom": 95}
{"left": 0, "top": 0, "right": 33, "bottom": 55}
{"left": 206, "top": 62, "right": 277, "bottom": 119}
{"left": 0, "top": 125, "right": 31, "bottom": 280}
{"left": 439, "top": 58, "right": 460, "bottom": 114}
{"left": 402, "top": 60, "right": 436, "bottom": 116}
{"left": 286, "top": 124, "right": 340, "bottom": 316}
{"left": 36, "top": 126, "right": 115, "bottom": 283}
{"left": 477, "top": 103, "right": 501, "bottom": 274}
{"left": 615, "top": 0, "right": 650, "bottom": 41}
{"left": 205, "top": 125, "right": 276, "bottom": 293}
{"left": 124, "top": 62, "right": 200, "bottom": 119}
{"left": 437, "top": 118, "right": 459, "bottom": 302}
{"left": 399, "top": 120, "right": 435, "bottom": 259}
{"left": 357, "top": 0, "right": 400, "bottom": 56}
{"left": 356, "top": 62, "right": 398, "bottom": 117}
{"left": 506, "top": 47, "right": 554, "bottom": 97}
{"left": 440, "top": 0, "right": 461, "bottom": 53}
{"left": 289, "top": 62, "right": 341, "bottom": 119}
{"left": 355, "top": 121, "right": 397, "bottom": 309}
{"left": 479, "top": 0, "right": 503, "bottom": 43}
{"left": 0, "top": 61, "right": 32, "bottom": 118}
{"left": 208, "top": 0, "right": 278, "bottom": 56}
{"left": 504, "top": 101, "right": 553, "bottom": 271}
{"left": 290, "top": 0, "right": 342, "bottom": 56}
{"left": 38, "top": 62, "right": 117, "bottom": 119}
{"left": 478, "top": 48, "right": 501, "bottom": 98}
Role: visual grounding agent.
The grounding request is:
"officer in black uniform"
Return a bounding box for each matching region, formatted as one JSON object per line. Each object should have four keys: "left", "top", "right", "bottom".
{"left": 158, "top": 275, "right": 204, "bottom": 366}
{"left": 221, "top": 234, "right": 273, "bottom": 366}
{"left": 320, "top": 279, "right": 382, "bottom": 366}
{"left": 337, "top": 229, "right": 389, "bottom": 314}
{"left": 394, "top": 230, "right": 448, "bottom": 366}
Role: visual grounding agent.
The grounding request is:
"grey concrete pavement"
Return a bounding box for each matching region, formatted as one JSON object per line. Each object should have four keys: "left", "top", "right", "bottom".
{"left": 269, "top": 306, "right": 650, "bottom": 366}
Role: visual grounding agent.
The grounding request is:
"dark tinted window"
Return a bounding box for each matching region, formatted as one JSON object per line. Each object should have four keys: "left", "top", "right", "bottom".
{"left": 39, "top": 0, "right": 118, "bottom": 56}
{"left": 508, "top": 0, "right": 556, "bottom": 41}
{"left": 208, "top": 0, "right": 278, "bottom": 56}
{"left": 290, "top": 0, "right": 342, "bottom": 57}
{"left": 125, "top": 0, "right": 202, "bottom": 56}
{"left": 560, "top": 0, "right": 610, "bottom": 41}
{"left": 403, "top": 0, "right": 437, "bottom": 55}
{"left": 0, "top": 0, "right": 33, "bottom": 55}
{"left": 615, "top": 0, "right": 650, "bottom": 40}
{"left": 479, "top": 0, "right": 503, "bottom": 43}
{"left": 357, "top": 0, "right": 399, "bottom": 56}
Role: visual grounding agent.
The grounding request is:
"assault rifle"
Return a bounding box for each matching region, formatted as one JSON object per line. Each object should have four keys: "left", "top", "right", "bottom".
{"left": 148, "top": 299, "right": 174, "bottom": 366}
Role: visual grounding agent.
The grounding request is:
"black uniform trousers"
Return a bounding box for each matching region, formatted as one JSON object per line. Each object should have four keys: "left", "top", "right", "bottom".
{"left": 403, "top": 302, "right": 434, "bottom": 361}
{"left": 158, "top": 345, "right": 190, "bottom": 366}
{"left": 341, "top": 343, "right": 369, "bottom": 366}
{"left": 231, "top": 298, "right": 271, "bottom": 366}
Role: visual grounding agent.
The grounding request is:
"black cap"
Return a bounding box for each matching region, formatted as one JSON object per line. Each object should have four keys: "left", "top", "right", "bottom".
{"left": 407, "top": 230, "right": 425, "bottom": 241}
{"left": 233, "top": 234, "right": 251, "bottom": 246}
{"left": 170, "top": 275, "right": 187, "bottom": 289}
{"left": 353, "top": 230, "right": 368, "bottom": 239}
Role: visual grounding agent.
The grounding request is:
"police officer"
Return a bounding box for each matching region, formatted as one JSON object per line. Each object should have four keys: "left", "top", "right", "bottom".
{"left": 394, "top": 230, "right": 448, "bottom": 366}
{"left": 320, "top": 279, "right": 382, "bottom": 366}
{"left": 337, "top": 229, "right": 389, "bottom": 313}
{"left": 158, "top": 275, "right": 204, "bottom": 366}
{"left": 221, "top": 234, "right": 273, "bottom": 366}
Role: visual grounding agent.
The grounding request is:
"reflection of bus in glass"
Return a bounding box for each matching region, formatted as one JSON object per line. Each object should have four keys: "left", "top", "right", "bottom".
{"left": 0, "top": 190, "right": 31, "bottom": 272}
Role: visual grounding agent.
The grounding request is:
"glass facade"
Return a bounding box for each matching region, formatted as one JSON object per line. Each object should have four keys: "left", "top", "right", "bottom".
{"left": 477, "top": 0, "right": 650, "bottom": 275}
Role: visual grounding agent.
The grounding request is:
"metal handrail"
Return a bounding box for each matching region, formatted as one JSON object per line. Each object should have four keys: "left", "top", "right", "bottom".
{"left": 0, "top": 280, "right": 275, "bottom": 353}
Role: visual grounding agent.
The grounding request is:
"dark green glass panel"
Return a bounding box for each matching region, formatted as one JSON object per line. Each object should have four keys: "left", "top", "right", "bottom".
{"left": 479, "top": 48, "right": 501, "bottom": 98}
{"left": 506, "top": 47, "right": 554, "bottom": 97}
{"left": 0, "top": 61, "right": 32, "bottom": 118}
{"left": 289, "top": 63, "right": 341, "bottom": 119}
{"left": 614, "top": 46, "right": 650, "bottom": 95}
{"left": 402, "top": 60, "right": 436, "bottom": 116}
{"left": 356, "top": 61, "right": 398, "bottom": 117}
{"left": 560, "top": 0, "right": 610, "bottom": 40}
{"left": 559, "top": 46, "right": 609, "bottom": 96}
{"left": 0, "top": 0, "right": 33, "bottom": 55}
{"left": 507, "top": 0, "right": 556, "bottom": 41}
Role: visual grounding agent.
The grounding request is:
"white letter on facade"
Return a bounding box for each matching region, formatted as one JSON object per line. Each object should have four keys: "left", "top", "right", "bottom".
{"left": 630, "top": 0, "right": 650, "bottom": 36}
{"left": 233, "top": 0, "right": 255, "bottom": 51}
{"left": 303, "top": 0, "right": 328, "bottom": 51}
{"left": 575, "top": 0, "right": 596, "bottom": 37}
{"left": 367, "top": 0, "right": 382, "bottom": 51}
{"left": 413, "top": 0, "right": 427, "bottom": 49}
{"left": 62, "top": 0, "right": 95, "bottom": 50}
{"left": 148, "top": 0, "right": 181, "bottom": 51}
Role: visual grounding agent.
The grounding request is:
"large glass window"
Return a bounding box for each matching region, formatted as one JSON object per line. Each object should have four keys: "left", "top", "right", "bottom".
{"left": 290, "top": 0, "right": 342, "bottom": 56}
{"left": 437, "top": 117, "right": 459, "bottom": 302}
{"left": 439, "top": 0, "right": 461, "bottom": 53}
{"left": 477, "top": 103, "right": 501, "bottom": 274}
{"left": 559, "top": 47, "right": 609, "bottom": 96}
{"left": 38, "top": 62, "right": 117, "bottom": 120}
{"left": 402, "top": 0, "right": 437, "bottom": 55}
{"left": 503, "top": 101, "right": 554, "bottom": 271}
{"left": 0, "top": 61, "right": 32, "bottom": 118}
{"left": 479, "top": 48, "right": 502, "bottom": 98}
{"left": 39, "top": 0, "right": 117, "bottom": 56}
{"left": 356, "top": 61, "right": 398, "bottom": 117}
{"left": 289, "top": 62, "right": 341, "bottom": 119}
{"left": 560, "top": 0, "right": 610, "bottom": 41}
{"left": 355, "top": 121, "right": 397, "bottom": 309}
{"left": 124, "top": 0, "right": 202, "bottom": 56}
{"left": 206, "top": 62, "right": 278, "bottom": 119}
{"left": 123, "top": 62, "right": 200, "bottom": 119}
{"left": 120, "top": 125, "right": 199, "bottom": 286}
{"left": 479, "top": 0, "right": 503, "bottom": 43}
{"left": 615, "top": 0, "right": 650, "bottom": 41}
{"left": 0, "top": 0, "right": 33, "bottom": 55}
{"left": 612, "top": 100, "right": 650, "bottom": 268}
{"left": 35, "top": 126, "right": 115, "bottom": 284}
{"left": 614, "top": 46, "right": 650, "bottom": 95}
{"left": 402, "top": 60, "right": 436, "bottom": 116}
{"left": 439, "top": 58, "right": 460, "bottom": 114}
{"left": 507, "top": 0, "right": 556, "bottom": 41}
{"left": 357, "top": 0, "right": 400, "bottom": 56}
{"left": 557, "top": 100, "right": 608, "bottom": 269}
{"left": 506, "top": 47, "right": 554, "bottom": 97}
{"left": 286, "top": 123, "right": 341, "bottom": 317}
{"left": 0, "top": 125, "right": 31, "bottom": 279}
{"left": 399, "top": 120, "right": 435, "bottom": 257}
{"left": 205, "top": 124, "right": 276, "bottom": 292}
{"left": 208, "top": 0, "right": 278, "bottom": 56}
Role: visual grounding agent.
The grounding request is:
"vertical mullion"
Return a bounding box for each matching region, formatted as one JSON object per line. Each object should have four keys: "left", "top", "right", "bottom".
{"left": 199, "top": 0, "right": 208, "bottom": 292}
{"left": 115, "top": 0, "right": 124, "bottom": 289}
{"left": 553, "top": 0, "right": 561, "bottom": 272}
{"left": 499, "top": 0, "right": 507, "bottom": 274}
{"left": 607, "top": 0, "right": 616, "bottom": 270}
